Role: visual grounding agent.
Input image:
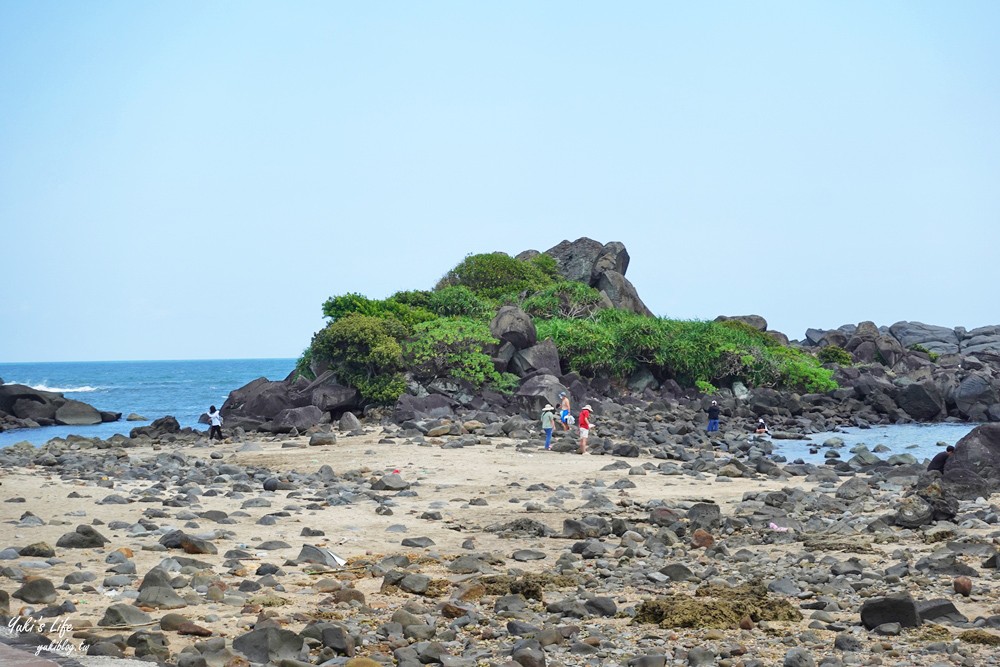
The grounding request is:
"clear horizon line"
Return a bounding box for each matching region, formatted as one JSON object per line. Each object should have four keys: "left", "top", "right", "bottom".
{"left": 0, "top": 356, "right": 298, "bottom": 365}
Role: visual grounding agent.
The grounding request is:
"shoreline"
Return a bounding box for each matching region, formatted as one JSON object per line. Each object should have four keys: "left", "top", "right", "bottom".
{"left": 0, "top": 423, "right": 998, "bottom": 665}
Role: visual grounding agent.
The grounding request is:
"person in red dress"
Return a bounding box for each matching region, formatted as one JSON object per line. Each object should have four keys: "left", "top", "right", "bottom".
{"left": 578, "top": 404, "right": 592, "bottom": 455}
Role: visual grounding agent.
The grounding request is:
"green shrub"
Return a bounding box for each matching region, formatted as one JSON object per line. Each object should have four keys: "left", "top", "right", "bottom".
{"left": 321, "top": 292, "right": 435, "bottom": 331}
{"left": 908, "top": 343, "right": 939, "bottom": 362}
{"left": 310, "top": 313, "right": 407, "bottom": 404}
{"left": 293, "top": 347, "right": 316, "bottom": 381}
{"left": 403, "top": 318, "right": 507, "bottom": 389}
{"left": 527, "top": 252, "right": 560, "bottom": 280}
{"left": 427, "top": 285, "right": 495, "bottom": 319}
{"left": 817, "top": 345, "right": 853, "bottom": 366}
{"left": 521, "top": 281, "right": 605, "bottom": 320}
{"left": 537, "top": 310, "right": 837, "bottom": 393}
{"left": 695, "top": 380, "right": 718, "bottom": 395}
{"left": 436, "top": 252, "right": 555, "bottom": 299}
{"left": 391, "top": 289, "right": 434, "bottom": 310}
{"left": 769, "top": 346, "right": 838, "bottom": 393}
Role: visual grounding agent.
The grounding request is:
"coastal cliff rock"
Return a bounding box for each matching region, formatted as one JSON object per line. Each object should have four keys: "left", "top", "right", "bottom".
{"left": 545, "top": 238, "right": 652, "bottom": 316}
{"left": 801, "top": 320, "right": 1000, "bottom": 423}
{"left": 0, "top": 383, "right": 119, "bottom": 432}
{"left": 948, "top": 423, "right": 1000, "bottom": 494}
{"left": 221, "top": 373, "right": 360, "bottom": 433}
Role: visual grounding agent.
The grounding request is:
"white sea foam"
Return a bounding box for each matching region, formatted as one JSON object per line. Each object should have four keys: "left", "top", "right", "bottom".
{"left": 27, "top": 384, "right": 101, "bottom": 393}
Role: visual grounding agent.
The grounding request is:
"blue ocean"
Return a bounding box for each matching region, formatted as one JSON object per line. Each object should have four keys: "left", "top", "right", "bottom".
{"left": 0, "top": 359, "right": 979, "bottom": 461}
{"left": 0, "top": 359, "right": 294, "bottom": 448}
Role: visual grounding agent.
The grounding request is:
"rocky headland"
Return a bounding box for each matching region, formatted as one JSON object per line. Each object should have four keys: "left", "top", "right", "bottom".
{"left": 2, "top": 238, "right": 999, "bottom": 666}
{"left": 0, "top": 383, "right": 121, "bottom": 433}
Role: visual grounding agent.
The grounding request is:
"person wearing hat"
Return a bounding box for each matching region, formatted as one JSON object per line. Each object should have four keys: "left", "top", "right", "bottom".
{"left": 559, "top": 392, "right": 572, "bottom": 431}
{"left": 754, "top": 417, "right": 769, "bottom": 435}
{"left": 706, "top": 400, "right": 721, "bottom": 433}
{"left": 578, "top": 404, "right": 593, "bottom": 454}
{"left": 541, "top": 404, "right": 555, "bottom": 450}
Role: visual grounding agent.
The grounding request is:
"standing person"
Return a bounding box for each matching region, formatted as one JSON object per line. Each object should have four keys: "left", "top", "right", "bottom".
{"left": 578, "top": 404, "right": 593, "bottom": 454}
{"left": 540, "top": 404, "right": 555, "bottom": 451}
{"left": 706, "top": 400, "right": 721, "bottom": 433}
{"left": 208, "top": 405, "right": 224, "bottom": 441}
{"left": 559, "top": 392, "right": 572, "bottom": 431}
{"left": 927, "top": 445, "right": 954, "bottom": 472}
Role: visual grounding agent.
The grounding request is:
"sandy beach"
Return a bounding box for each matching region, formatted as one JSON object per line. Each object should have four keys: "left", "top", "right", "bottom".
{"left": 1, "top": 425, "right": 998, "bottom": 666}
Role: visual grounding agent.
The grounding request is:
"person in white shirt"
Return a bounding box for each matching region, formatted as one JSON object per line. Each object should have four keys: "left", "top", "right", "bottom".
{"left": 208, "top": 405, "right": 224, "bottom": 441}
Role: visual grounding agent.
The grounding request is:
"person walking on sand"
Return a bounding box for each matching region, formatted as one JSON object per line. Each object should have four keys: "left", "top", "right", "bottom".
{"left": 208, "top": 405, "right": 224, "bottom": 441}
{"left": 541, "top": 404, "right": 555, "bottom": 451}
{"left": 706, "top": 400, "right": 721, "bottom": 433}
{"left": 559, "top": 392, "right": 572, "bottom": 431}
{"left": 578, "top": 404, "right": 593, "bottom": 454}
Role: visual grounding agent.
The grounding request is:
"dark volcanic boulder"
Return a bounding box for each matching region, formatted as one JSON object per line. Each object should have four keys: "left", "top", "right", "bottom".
{"left": 593, "top": 241, "right": 630, "bottom": 277}
{"left": 130, "top": 416, "right": 180, "bottom": 439}
{"left": 953, "top": 374, "right": 998, "bottom": 421}
{"left": 222, "top": 377, "right": 302, "bottom": 423}
{"left": 310, "top": 383, "right": 359, "bottom": 413}
{"left": 271, "top": 406, "right": 323, "bottom": 433}
{"left": 56, "top": 525, "right": 110, "bottom": 548}
{"left": 545, "top": 238, "right": 608, "bottom": 285}
{"left": 961, "top": 325, "right": 1000, "bottom": 355}
{"left": 749, "top": 388, "right": 801, "bottom": 416}
{"left": 490, "top": 306, "right": 537, "bottom": 350}
{"left": 510, "top": 339, "right": 561, "bottom": 377}
{"left": 393, "top": 393, "right": 457, "bottom": 423}
{"left": 11, "top": 397, "right": 57, "bottom": 421}
{"left": 515, "top": 374, "right": 569, "bottom": 416}
{"left": 596, "top": 271, "right": 654, "bottom": 317}
{"left": 888, "top": 321, "right": 961, "bottom": 355}
{"left": 860, "top": 594, "right": 921, "bottom": 630}
{"left": 0, "top": 384, "right": 60, "bottom": 415}
{"left": 804, "top": 328, "right": 848, "bottom": 348}
{"left": 949, "top": 423, "right": 1000, "bottom": 493}
{"left": 940, "top": 467, "right": 990, "bottom": 502}
{"left": 895, "top": 380, "right": 945, "bottom": 421}
{"left": 54, "top": 399, "right": 102, "bottom": 425}
{"left": 233, "top": 627, "right": 307, "bottom": 664}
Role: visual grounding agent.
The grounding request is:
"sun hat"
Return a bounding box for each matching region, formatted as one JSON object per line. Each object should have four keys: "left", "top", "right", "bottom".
{"left": 542, "top": 404, "right": 554, "bottom": 411}
{"left": 582, "top": 404, "right": 592, "bottom": 410}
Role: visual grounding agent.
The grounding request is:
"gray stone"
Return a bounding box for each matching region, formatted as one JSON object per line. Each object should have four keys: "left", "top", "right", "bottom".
{"left": 55, "top": 524, "right": 110, "bottom": 548}
{"left": 99, "top": 603, "right": 153, "bottom": 627}
{"left": 135, "top": 585, "right": 187, "bottom": 609}
{"left": 308, "top": 431, "right": 337, "bottom": 446}
{"left": 232, "top": 626, "right": 306, "bottom": 664}
{"left": 860, "top": 594, "right": 921, "bottom": 630}
{"left": 13, "top": 577, "right": 56, "bottom": 604}
{"left": 490, "top": 305, "right": 537, "bottom": 350}
{"left": 54, "top": 399, "right": 102, "bottom": 425}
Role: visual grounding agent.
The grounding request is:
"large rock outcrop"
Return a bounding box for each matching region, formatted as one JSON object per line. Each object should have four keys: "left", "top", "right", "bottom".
{"left": 0, "top": 383, "right": 119, "bottom": 433}
{"left": 222, "top": 373, "right": 359, "bottom": 433}
{"left": 947, "top": 423, "right": 1000, "bottom": 494}
{"left": 544, "top": 238, "right": 652, "bottom": 317}
{"left": 801, "top": 319, "right": 1000, "bottom": 423}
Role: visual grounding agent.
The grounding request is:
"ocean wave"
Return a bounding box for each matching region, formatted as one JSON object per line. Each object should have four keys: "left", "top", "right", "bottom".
{"left": 26, "top": 384, "right": 103, "bottom": 393}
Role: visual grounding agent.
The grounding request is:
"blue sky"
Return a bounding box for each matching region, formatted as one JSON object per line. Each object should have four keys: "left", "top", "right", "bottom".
{"left": 2, "top": 2, "right": 998, "bottom": 362}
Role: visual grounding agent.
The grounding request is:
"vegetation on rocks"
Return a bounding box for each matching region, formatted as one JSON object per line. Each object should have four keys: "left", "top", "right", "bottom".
{"left": 309, "top": 314, "right": 407, "bottom": 404}
{"left": 403, "top": 318, "right": 517, "bottom": 392}
{"left": 817, "top": 345, "right": 854, "bottom": 366}
{"left": 302, "top": 249, "right": 837, "bottom": 404}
